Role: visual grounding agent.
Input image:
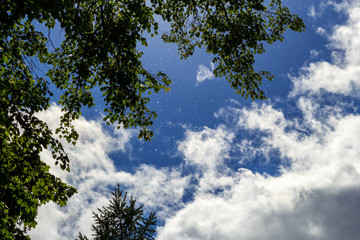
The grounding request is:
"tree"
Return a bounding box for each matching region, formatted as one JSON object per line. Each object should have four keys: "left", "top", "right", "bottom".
{"left": 76, "top": 186, "right": 157, "bottom": 240}
{"left": 1, "top": 0, "right": 166, "bottom": 238}
{"left": 0, "top": 0, "right": 304, "bottom": 238}
{"left": 151, "top": 0, "right": 305, "bottom": 100}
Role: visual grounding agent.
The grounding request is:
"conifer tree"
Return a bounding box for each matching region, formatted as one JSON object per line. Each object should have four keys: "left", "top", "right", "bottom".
{"left": 77, "top": 186, "right": 157, "bottom": 240}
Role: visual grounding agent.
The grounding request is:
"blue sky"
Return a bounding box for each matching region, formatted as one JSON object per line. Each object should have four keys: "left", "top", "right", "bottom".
{"left": 30, "top": 1, "right": 360, "bottom": 239}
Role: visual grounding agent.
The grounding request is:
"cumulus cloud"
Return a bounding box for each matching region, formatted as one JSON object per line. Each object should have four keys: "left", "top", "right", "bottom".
{"left": 156, "top": 2, "right": 360, "bottom": 239}
{"left": 158, "top": 171, "right": 360, "bottom": 240}
{"left": 119, "top": 164, "right": 190, "bottom": 218}
{"left": 29, "top": 1, "right": 360, "bottom": 239}
{"left": 30, "top": 104, "right": 190, "bottom": 239}
{"left": 178, "top": 126, "right": 234, "bottom": 171}
{"left": 177, "top": 125, "right": 237, "bottom": 196}
{"left": 291, "top": 1, "right": 360, "bottom": 96}
{"left": 196, "top": 62, "right": 215, "bottom": 83}
{"left": 158, "top": 100, "right": 360, "bottom": 240}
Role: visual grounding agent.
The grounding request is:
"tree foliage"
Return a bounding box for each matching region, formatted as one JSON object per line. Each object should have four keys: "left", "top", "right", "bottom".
{"left": 77, "top": 186, "right": 157, "bottom": 240}
{"left": 0, "top": 0, "right": 304, "bottom": 238}
{"left": 152, "top": 0, "right": 305, "bottom": 100}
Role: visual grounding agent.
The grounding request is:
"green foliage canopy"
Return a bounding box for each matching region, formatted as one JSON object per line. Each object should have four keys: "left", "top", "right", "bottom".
{"left": 0, "top": 0, "right": 304, "bottom": 238}
{"left": 152, "top": 0, "right": 305, "bottom": 100}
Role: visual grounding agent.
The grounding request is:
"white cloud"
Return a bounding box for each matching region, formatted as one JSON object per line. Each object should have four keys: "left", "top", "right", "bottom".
{"left": 178, "top": 125, "right": 234, "bottom": 171}
{"left": 316, "top": 27, "right": 327, "bottom": 36}
{"left": 30, "top": 105, "right": 190, "bottom": 239}
{"left": 177, "top": 125, "right": 237, "bottom": 196}
{"left": 157, "top": 2, "right": 360, "bottom": 239}
{"left": 118, "top": 164, "right": 190, "bottom": 218}
{"left": 158, "top": 99, "right": 360, "bottom": 240}
{"left": 196, "top": 62, "right": 215, "bottom": 83}
{"left": 310, "top": 49, "right": 320, "bottom": 59}
{"left": 308, "top": 2, "right": 333, "bottom": 20}
{"left": 29, "top": 1, "right": 360, "bottom": 239}
{"left": 291, "top": 3, "right": 360, "bottom": 96}
{"left": 308, "top": 5, "right": 317, "bottom": 18}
